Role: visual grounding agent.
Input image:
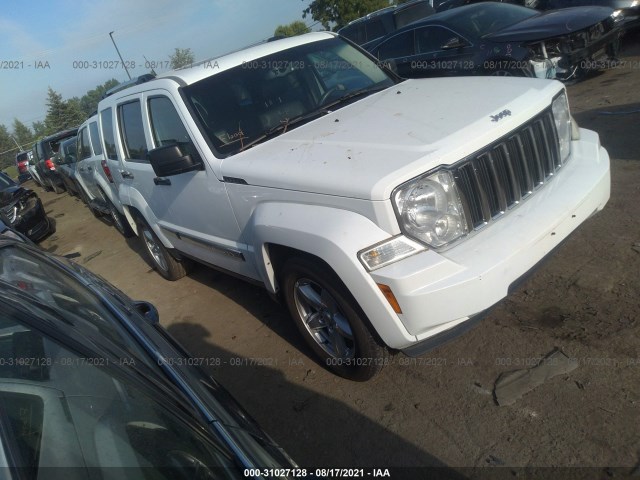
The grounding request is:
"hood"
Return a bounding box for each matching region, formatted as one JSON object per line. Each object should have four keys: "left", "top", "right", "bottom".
{"left": 222, "top": 77, "right": 563, "bottom": 200}
{"left": 0, "top": 186, "right": 28, "bottom": 206}
{"left": 486, "top": 6, "right": 614, "bottom": 42}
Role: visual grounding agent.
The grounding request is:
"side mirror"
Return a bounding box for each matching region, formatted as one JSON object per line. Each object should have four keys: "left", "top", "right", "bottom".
{"left": 148, "top": 144, "right": 203, "bottom": 177}
{"left": 441, "top": 37, "right": 467, "bottom": 50}
{"left": 132, "top": 300, "right": 159, "bottom": 325}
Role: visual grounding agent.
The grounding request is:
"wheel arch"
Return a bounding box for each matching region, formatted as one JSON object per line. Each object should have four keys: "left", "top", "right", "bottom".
{"left": 249, "top": 202, "right": 415, "bottom": 349}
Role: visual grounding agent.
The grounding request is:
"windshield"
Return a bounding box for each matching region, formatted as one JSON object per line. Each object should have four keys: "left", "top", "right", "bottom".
{"left": 446, "top": 3, "right": 539, "bottom": 38}
{"left": 183, "top": 37, "right": 394, "bottom": 157}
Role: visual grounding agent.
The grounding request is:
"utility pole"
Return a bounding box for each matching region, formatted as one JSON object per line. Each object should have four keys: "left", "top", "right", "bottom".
{"left": 109, "top": 31, "right": 132, "bottom": 80}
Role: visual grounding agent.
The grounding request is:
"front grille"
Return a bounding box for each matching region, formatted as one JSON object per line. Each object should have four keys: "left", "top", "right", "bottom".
{"left": 452, "top": 108, "right": 561, "bottom": 230}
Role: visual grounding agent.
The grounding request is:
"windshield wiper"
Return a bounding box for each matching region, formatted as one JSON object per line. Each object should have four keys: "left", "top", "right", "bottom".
{"left": 238, "top": 85, "right": 389, "bottom": 152}
{"left": 320, "top": 85, "right": 388, "bottom": 112}
{"left": 239, "top": 109, "right": 329, "bottom": 152}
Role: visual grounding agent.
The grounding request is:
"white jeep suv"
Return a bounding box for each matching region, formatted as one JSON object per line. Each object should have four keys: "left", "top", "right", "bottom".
{"left": 95, "top": 32, "right": 610, "bottom": 380}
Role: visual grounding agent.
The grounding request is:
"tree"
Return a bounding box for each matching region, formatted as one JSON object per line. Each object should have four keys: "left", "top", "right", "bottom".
{"left": 79, "top": 78, "right": 119, "bottom": 117}
{"left": 274, "top": 20, "right": 311, "bottom": 37}
{"left": 302, "top": 0, "right": 391, "bottom": 31}
{"left": 169, "top": 48, "right": 195, "bottom": 69}
{"left": 44, "top": 87, "right": 86, "bottom": 134}
{"left": 12, "top": 119, "right": 33, "bottom": 150}
{"left": 0, "top": 124, "right": 15, "bottom": 170}
{"left": 32, "top": 121, "right": 47, "bottom": 139}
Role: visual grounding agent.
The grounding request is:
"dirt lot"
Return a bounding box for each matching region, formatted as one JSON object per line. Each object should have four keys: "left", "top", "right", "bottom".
{"left": 30, "top": 31, "right": 640, "bottom": 478}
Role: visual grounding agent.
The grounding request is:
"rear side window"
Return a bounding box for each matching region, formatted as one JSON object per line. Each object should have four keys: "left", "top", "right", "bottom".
{"left": 78, "top": 128, "right": 92, "bottom": 160}
{"left": 118, "top": 101, "right": 147, "bottom": 161}
{"left": 100, "top": 108, "right": 118, "bottom": 160}
{"left": 88, "top": 121, "right": 103, "bottom": 156}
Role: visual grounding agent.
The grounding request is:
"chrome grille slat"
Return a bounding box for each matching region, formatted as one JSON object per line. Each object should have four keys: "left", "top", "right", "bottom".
{"left": 452, "top": 109, "right": 561, "bottom": 230}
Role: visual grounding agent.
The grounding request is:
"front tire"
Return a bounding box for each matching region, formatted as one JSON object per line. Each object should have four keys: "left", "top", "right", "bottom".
{"left": 281, "top": 257, "right": 388, "bottom": 381}
{"left": 137, "top": 217, "right": 189, "bottom": 280}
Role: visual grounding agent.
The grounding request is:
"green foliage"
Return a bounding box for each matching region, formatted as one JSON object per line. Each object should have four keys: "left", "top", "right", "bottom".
{"left": 0, "top": 124, "right": 16, "bottom": 170}
{"left": 12, "top": 119, "right": 32, "bottom": 149}
{"left": 274, "top": 20, "right": 311, "bottom": 37}
{"left": 302, "top": 0, "right": 392, "bottom": 30}
{"left": 32, "top": 121, "right": 47, "bottom": 139}
{"left": 79, "top": 78, "right": 119, "bottom": 117}
{"left": 169, "top": 48, "right": 195, "bottom": 69}
{"left": 44, "top": 87, "right": 85, "bottom": 135}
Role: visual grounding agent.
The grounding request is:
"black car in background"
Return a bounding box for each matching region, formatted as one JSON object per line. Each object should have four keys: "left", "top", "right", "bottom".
{"left": 367, "top": 2, "right": 621, "bottom": 81}
{"left": 338, "top": 0, "right": 435, "bottom": 48}
{"left": 32, "top": 128, "right": 78, "bottom": 194}
{"left": 0, "top": 172, "right": 52, "bottom": 242}
{"left": 435, "top": 0, "right": 638, "bottom": 31}
{"left": 54, "top": 136, "right": 82, "bottom": 196}
{"left": 0, "top": 221, "right": 297, "bottom": 477}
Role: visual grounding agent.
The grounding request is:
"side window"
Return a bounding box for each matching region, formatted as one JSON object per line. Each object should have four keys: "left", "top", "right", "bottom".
{"left": 366, "top": 19, "right": 387, "bottom": 42}
{"left": 377, "top": 31, "right": 415, "bottom": 59}
{"left": 78, "top": 128, "right": 93, "bottom": 160}
{"left": 88, "top": 121, "right": 103, "bottom": 156}
{"left": 416, "top": 26, "right": 460, "bottom": 54}
{"left": 148, "top": 96, "right": 201, "bottom": 163}
{"left": 118, "top": 100, "right": 148, "bottom": 161}
{"left": 100, "top": 108, "right": 118, "bottom": 160}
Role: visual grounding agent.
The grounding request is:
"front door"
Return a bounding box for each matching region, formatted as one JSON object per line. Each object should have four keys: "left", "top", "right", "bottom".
{"left": 113, "top": 91, "right": 258, "bottom": 280}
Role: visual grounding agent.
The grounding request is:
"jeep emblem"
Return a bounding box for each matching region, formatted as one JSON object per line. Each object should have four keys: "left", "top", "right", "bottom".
{"left": 490, "top": 109, "right": 512, "bottom": 122}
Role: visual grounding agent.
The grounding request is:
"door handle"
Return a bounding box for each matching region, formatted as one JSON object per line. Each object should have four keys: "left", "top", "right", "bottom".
{"left": 120, "top": 170, "right": 134, "bottom": 179}
{"left": 153, "top": 177, "right": 171, "bottom": 186}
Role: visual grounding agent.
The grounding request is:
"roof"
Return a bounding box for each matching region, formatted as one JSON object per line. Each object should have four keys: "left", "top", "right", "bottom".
{"left": 157, "top": 31, "right": 337, "bottom": 86}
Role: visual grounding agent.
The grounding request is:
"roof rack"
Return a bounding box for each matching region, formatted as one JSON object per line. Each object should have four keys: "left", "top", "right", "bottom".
{"left": 102, "top": 73, "right": 156, "bottom": 99}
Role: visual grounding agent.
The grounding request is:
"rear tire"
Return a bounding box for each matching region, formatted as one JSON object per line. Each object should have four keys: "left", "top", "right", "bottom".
{"left": 136, "top": 216, "right": 190, "bottom": 281}
{"left": 281, "top": 256, "right": 388, "bottom": 381}
{"left": 52, "top": 182, "right": 65, "bottom": 194}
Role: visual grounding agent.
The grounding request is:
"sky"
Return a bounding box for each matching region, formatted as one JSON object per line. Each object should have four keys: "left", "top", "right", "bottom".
{"left": 0, "top": 0, "right": 314, "bottom": 130}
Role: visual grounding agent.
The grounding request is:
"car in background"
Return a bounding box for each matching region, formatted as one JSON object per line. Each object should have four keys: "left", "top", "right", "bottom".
{"left": 0, "top": 219, "right": 297, "bottom": 477}
{"left": 0, "top": 172, "right": 52, "bottom": 242}
{"left": 435, "top": 0, "right": 638, "bottom": 32}
{"left": 367, "top": 2, "right": 622, "bottom": 81}
{"left": 54, "top": 136, "right": 82, "bottom": 196}
{"left": 75, "top": 114, "right": 134, "bottom": 237}
{"left": 338, "top": 0, "right": 435, "bottom": 48}
{"left": 32, "top": 128, "right": 78, "bottom": 194}
{"left": 14, "top": 150, "right": 32, "bottom": 183}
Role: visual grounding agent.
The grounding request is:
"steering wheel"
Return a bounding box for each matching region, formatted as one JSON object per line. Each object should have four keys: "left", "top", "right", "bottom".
{"left": 319, "top": 85, "right": 345, "bottom": 105}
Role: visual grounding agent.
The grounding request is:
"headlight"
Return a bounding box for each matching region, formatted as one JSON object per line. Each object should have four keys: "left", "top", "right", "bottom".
{"left": 552, "top": 91, "right": 572, "bottom": 164}
{"left": 392, "top": 170, "right": 468, "bottom": 248}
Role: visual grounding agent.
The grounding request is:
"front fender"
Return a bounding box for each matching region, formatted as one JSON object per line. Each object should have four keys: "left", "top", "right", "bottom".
{"left": 249, "top": 202, "right": 416, "bottom": 348}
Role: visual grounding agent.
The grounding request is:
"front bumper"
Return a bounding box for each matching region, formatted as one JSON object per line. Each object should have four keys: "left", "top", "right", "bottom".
{"left": 370, "top": 128, "right": 610, "bottom": 350}
{"left": 14, "top": 198, "right": 52, "bottom": 242}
